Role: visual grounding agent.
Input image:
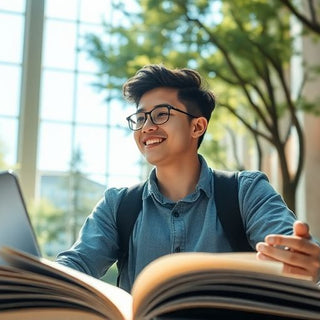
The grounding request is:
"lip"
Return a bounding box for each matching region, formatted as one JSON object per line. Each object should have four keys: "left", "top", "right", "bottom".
{"left": 141, "top": 135, "right": 166, "bottom": 147}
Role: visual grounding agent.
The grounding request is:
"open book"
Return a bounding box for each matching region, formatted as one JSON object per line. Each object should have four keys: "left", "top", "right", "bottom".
{"left": 0, "top": 247, "right": 319, "bottom": 320}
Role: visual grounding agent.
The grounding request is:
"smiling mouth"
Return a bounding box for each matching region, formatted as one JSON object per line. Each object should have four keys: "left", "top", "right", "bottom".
{"left": 144, "top": 138, "right": 164, "bottom": 146}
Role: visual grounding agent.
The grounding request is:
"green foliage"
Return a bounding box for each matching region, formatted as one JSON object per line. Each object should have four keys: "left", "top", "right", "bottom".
{"left": 199, "top": 135, "right": 227, "bottom": 169}
{"left": 298, "top": 96, "right": 320, "bottom": 115}
{"left": 66, "top": 148, "right": 104, "bottom": 245}
{"left": 278, "top": 0, "right": 320, "bottom": 36}
{"left": 83, "top": 0, "right": 320, "bottom": 208}
{"left": 83, "top": 0, "right": 309, "bottom": 132}
{"left": 29, "top": 199, "right": 65, "bottom": 258}
{"left": 28, "top": 148, "right": 105, "bottom": 259}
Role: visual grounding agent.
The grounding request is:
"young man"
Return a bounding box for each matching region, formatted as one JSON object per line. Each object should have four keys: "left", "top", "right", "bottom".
{"left": 57, "top": 64, "right": 320, "bottom": 292}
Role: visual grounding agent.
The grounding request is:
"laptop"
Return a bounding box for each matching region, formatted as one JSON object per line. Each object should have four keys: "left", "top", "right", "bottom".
{"left": 0, "top": 170, "right": 41, "bottom": 265}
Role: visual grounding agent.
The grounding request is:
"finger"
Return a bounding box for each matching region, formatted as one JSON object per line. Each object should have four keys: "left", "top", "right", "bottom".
{"left": 293, "top": 221, "right": 310, "bottom": 238}
{"left": 256, "top": 243, "right": 320, "bottom": 281}
{"left": 256, "top": 252, "right": 278, "bottom": 262}
{"left": 264, "top": 235, "right": 318, "bottom": 255}
{"left": 257, "top": 252, "right": 312, "bottom": 279}
{"left": 257, "top": 242, "right": 310, "bottom": 268}
{"left": 282, "top": 263, "right": 314, "bottom": 280}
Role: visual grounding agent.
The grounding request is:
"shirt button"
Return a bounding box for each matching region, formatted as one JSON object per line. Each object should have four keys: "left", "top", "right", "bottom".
{"left": 173, "top": 211, "right": 179, "bottom": 218}
{"left": 175, "top": 247, "right": 181, "bottom": 252}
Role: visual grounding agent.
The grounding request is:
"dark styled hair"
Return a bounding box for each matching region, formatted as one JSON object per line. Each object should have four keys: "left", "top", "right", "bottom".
{"left": 122, "top": 64, "right": 216, "bottom": 147}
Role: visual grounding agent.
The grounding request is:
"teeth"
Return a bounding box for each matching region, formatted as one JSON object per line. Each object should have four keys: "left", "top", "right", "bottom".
{"left": 145, "top": 138, "right": 163, "bottom": 146}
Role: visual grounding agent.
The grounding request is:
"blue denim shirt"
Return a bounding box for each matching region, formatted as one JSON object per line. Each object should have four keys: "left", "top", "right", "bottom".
{"left": 56, "top": 155, "right": 296, "bottom": 292}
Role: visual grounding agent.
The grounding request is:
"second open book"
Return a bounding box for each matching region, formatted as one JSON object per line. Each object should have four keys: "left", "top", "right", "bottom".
{"left": 0, "top": 247, "right": 319, "bottom": 320}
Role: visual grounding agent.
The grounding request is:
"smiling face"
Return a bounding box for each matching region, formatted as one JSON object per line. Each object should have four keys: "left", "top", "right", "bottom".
{"left": 133, "top": 87, "right": 206, "bottom": 167}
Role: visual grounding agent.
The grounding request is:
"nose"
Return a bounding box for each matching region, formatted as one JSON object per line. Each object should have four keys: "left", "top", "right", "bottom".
{"left": 142, "top": 114, "right": 157, "bottom": 132}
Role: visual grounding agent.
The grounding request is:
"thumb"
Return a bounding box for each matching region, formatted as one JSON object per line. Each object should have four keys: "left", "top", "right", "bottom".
{"left": 293, "top": 220, "right": 311, "bottom": 239}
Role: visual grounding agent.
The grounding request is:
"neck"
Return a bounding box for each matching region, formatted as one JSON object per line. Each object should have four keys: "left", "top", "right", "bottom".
{"left": 155, "top": 155, "right": 201, "bottom": 202}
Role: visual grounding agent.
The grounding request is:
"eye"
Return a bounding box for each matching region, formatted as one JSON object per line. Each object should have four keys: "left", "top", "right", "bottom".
{"left": 153, "top": 108, "right": 169, "bottom": 120}
{"left": 157, "top": 111, "right": 169, "bottom": 117}
{"left": 135, "top": 114, "right": 145, "bottom": 124}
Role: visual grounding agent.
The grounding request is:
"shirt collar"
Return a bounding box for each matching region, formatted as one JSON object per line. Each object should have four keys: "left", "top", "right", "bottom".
{"left": 143, "top": 154, "right": 212, "bottom": 202}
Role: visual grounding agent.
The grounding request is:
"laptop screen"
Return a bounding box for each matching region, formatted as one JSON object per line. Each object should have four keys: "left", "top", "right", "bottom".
{"left": 0, "top": 171, "right": 41, "bottom": 265}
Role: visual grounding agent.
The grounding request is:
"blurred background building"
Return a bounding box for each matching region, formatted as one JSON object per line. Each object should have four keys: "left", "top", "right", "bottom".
{"left": 0, "top": 0, "right": 319, "bottom": 259}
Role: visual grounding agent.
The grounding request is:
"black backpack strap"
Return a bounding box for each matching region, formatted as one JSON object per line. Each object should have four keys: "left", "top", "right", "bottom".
{"left": 214, "top": 170, "right": 254, "bottom": 252}
{"left": 116, "top": 182, "right": 146, "bottom": 286}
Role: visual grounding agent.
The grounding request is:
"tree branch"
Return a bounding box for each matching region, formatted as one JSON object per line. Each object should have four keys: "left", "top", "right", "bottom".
{"left": 184, "top": 14, "right": 273, "bottom": 132}
{"left": 279, "top": 0, "right": 320, "bottom": 34}
{"left": 229, "top": 10, "right": 279, "bottom": 129}
{"left": 219, "top": 102, "right": 273, "bottom": 143}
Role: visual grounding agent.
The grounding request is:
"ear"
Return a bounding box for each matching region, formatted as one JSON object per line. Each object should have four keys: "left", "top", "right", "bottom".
{"left": 191, "top": 117, "right": 208, "bottom": 139}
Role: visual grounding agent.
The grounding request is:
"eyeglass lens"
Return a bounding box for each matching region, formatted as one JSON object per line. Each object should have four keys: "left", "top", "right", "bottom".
{"left": 129, "top": 105, "right": 170, "bottom": 130}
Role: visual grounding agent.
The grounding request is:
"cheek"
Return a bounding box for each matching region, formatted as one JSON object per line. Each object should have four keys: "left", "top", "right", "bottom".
{"left": 133, "top": 132, "right": 139, "bottom": 144}
{"left": 170, "top": 123, "right": 192, "bottom": 144}
{"left": 175, "top": 120, "right": 193, "bottom": 136}
{"left": 133, "top": 132, "right": 142, "bottom": 150}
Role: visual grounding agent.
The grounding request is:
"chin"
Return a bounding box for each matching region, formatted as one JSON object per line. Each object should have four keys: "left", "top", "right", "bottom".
{"left": 144, "top": 157, "right": 158, "bottom": 166}
{"left": 143, "top": 153, "right": 163, "bottom": 166}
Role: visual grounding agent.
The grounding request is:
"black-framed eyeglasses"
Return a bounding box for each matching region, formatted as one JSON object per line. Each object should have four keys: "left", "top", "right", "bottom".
{"left": 126, "top": 104, "right": 198, "bottom": 131}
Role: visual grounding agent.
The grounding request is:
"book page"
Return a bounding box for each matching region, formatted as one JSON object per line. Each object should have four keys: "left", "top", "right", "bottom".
{"left": 0, "top": 247, "right": 132, "bottom": 320}
{"left": 131, "top": 252, "right": 284, "bottom": 315}
{"left": 137, "top": 271, "right": 320, "bottom": 319}
{"left": 131, "top": 252, "right": 320, "bottom": 320}
{"left": 0, "top": 308, "right": 106, "bottom": 320}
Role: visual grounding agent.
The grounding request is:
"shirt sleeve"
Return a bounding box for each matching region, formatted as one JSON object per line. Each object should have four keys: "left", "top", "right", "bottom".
{"left": 238, "top": 171, "right": 296, "bottom": 246}
{"left": 56, "top": 187, "right": 125, "bottom": 278}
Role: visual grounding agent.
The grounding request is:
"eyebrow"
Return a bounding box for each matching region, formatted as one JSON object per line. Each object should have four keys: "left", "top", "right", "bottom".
{"left": 136, "top": 104, "right": 169, "bottom": 113}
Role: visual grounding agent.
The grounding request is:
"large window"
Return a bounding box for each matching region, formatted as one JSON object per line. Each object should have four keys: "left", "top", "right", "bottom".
{"left": 39, "top": 0, "right": 141, "bottom": 186}
{"left": 0, "top": 0, "right": 143, "bottom": 256}
{"left": 0, "top": 0, "right": 25, "bottom": 168}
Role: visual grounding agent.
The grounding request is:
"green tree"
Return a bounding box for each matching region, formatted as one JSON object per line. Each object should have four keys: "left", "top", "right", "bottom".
{"left": 66, "top": 148, "right": 105, "bottom": 244}
{"left": 29, "top": 199, "right": 65, "bottom": 258}
{"left": 279, "top": 0, "right": 320, "bottom": 35}
{"left": 67, "top": 148, "right": 92, "bottom": 244}
{"left": 84, "top": 0, "right": 320, "bottom": 211}
{"left": 30, "top": 148, "right": 105, "bottom": 257}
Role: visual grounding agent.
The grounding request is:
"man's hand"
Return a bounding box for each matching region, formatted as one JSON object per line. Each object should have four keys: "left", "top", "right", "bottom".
{"left": 256, "top": 221, "right": 320, "bottom": 282}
